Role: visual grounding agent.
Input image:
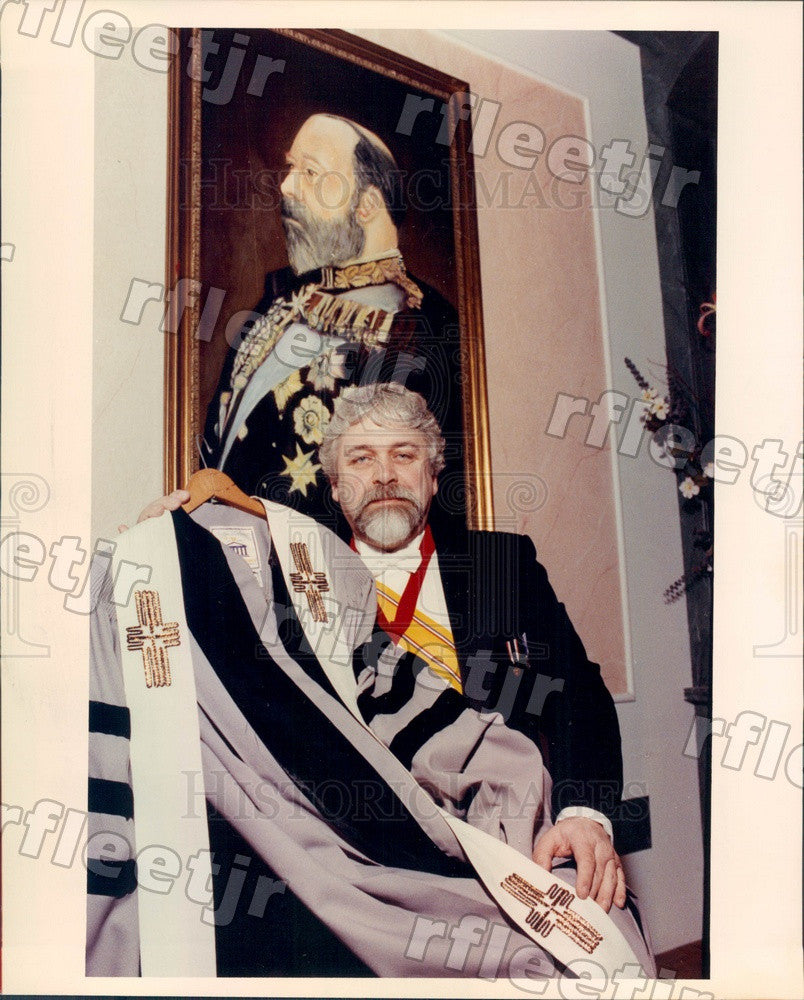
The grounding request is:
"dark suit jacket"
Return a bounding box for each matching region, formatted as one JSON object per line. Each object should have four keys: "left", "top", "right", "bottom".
{"left": 431, "top": 517, "right": 624, "bottom": 826}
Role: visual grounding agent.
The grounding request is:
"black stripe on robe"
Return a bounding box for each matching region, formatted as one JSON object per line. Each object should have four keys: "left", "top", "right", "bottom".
{"left": 171, "top": 509, "right": 476, "bottom": 975}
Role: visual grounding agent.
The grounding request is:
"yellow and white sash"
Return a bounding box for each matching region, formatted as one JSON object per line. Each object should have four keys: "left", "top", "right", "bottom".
{"left": 375, "top": 581, "right": 463, "bottom": 691}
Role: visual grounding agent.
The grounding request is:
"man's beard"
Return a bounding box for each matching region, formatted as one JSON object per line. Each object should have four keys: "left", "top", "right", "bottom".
{"left": 353, "top": 486, "right": 428, "bottom": 552}
{"left": 282, "top": 195, "right": 365, "bottom": 275}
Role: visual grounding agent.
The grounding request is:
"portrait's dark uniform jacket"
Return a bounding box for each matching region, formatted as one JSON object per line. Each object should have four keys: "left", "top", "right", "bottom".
{"left": 427, "top": 516, "right": 624, "bottom": 828}
{"left": 201, "top": 263, "right": 464, "bottom": 532}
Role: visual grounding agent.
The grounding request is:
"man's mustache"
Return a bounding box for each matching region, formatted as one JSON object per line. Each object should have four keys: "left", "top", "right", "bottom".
{"left": 281, "top": 197, "right": 313, "bottom": 229}
{"left": 357, "top": 486, "right": 420, "bottom": 516}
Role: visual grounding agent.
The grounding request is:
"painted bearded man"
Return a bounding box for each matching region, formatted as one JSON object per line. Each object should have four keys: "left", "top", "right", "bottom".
{"left": 197, "top": 112, "right": 462, "bottom": 527}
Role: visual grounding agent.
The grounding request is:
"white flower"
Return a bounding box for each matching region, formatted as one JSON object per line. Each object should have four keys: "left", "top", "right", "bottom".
{"left": 641, "top": 388, "right": 657, "bottom": 403}
{"left": 306, "top": 348, "right": 350, "bottom": 393}
{"left": 293, "top": 396, "right": 330, "bottom": 445}
{"left": 679, "top": 477, "right": 700, "bottom": 499}
{"left": 650, "top": 396, "right": 670, "bottom": 419}
{"left": 703, "top": 462, "right": 715, "bottom": 478}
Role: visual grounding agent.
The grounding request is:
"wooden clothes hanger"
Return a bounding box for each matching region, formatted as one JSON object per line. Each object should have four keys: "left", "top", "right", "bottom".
{"left": 181, "top": 468, "right": 266, "bottom": 519}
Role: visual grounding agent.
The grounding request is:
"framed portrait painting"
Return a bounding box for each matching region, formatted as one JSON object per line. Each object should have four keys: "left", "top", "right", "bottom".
{"left": 165, "top": 27, "right": 494, "bottom": 530}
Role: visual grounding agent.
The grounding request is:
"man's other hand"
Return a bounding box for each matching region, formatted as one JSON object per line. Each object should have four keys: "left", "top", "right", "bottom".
{"left": 532, "top": 816, "right": 626, "bottom": 913}
{"left": 137, "top": 490, "right": 191, "bottom": 523}
{"left": 118, "top": 490, "right": 191, "bottom": 533}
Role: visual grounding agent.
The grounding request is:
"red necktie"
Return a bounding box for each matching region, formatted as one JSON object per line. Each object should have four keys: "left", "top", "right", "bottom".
{"left": 353, "top": 527, "right": 436, "bottom": 645}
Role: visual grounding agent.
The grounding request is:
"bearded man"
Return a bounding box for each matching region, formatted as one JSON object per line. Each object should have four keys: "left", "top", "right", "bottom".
{"left": 319, "top": 384, "right": 629, "bottom": 911}
{"left": 198, "top": 113, "right": 462, "bottom": 528}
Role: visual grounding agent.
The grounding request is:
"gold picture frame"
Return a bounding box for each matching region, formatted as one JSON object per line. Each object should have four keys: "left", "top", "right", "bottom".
{"left": 164, "top": 27, "right": 493, "bottom": 529}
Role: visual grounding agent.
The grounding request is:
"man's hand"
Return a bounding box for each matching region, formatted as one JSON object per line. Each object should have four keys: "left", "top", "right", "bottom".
{"left": 118, "top": 489, "right": 191, "bottom": 533}
{"left": 137, "top": 489, "right": 191, "bottom": 524}
{"left": 532, "top": 816, "right": 626, "bottom": 913}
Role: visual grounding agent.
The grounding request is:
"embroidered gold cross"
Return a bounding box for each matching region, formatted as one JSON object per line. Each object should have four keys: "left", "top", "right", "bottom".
{"left": 501, "top": 874, "right": 603, "bottom": 953}
{"left": 289, "top": 542, "right": 329, "bottom": 623}
{"left": 125, "top": 590, "right": 180, "bottom": 688}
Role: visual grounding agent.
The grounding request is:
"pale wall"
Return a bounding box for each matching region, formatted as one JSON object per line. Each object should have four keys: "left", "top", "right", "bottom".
{"left": 92, "top": 51, "right": 166, "bottom": 537}
{"left": 494, "top": 28, "right": 706, "bottom": 954}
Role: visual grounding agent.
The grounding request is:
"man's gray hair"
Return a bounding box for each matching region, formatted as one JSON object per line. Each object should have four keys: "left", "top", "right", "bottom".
{"left": 320, "top": 384, "right": 446, "bottom": 483}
